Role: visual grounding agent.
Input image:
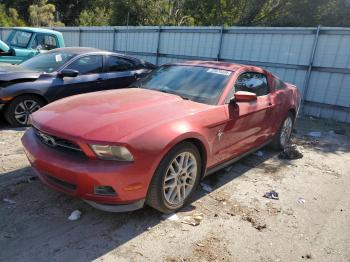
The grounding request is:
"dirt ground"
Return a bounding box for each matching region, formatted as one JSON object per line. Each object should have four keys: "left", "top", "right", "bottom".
{"left": 0, "top": 116, "right": 350, "bottom": 262}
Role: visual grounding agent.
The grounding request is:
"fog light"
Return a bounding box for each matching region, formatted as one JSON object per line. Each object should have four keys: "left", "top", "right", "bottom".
{"left": 94, "top": 186, "right": 117, "bottom": 196}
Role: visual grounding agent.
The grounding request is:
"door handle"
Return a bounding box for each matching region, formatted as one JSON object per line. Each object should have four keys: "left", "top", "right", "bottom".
{"left": 268, "top": 102, "right": 273, "bottom": 110}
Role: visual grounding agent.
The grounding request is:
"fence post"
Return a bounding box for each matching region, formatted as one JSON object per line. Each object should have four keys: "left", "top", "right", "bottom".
{"left": 78, "top": 27, "right": 82, "bottom": 46}
{"left": 112, "top": 27, "right": 116, "bottom": 52}
{"left": 155, "top": 26, "right": 161, "bottom": 65}
{"left": 217, "top": 26, "right": 224, "bottom": 61}
{"left": 300, "top": 25, "right": 321, "bottom": 115}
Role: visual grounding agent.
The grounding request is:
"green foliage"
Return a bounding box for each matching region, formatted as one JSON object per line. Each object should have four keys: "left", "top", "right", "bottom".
{"left": 1, "top": 0, "right": 350, "bottom": 27}
{"left": 78, "top": 7, "right": 112, "bottom": 26}
{"left": 28, "top": 0, "right": 64, "bottom": 27}
{"left": 0, "top": 4, "right": 26, "bottom": 26}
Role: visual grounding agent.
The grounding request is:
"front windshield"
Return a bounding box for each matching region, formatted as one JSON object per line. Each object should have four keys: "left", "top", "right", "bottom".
{"left": 135, "top": 65, "right": 232, "bottom": 105}
{"left": 6, "top": 30, "right": 32, "bottom": 48}
{"left": 21, "top": 51, "right": 76, "bottom": 73}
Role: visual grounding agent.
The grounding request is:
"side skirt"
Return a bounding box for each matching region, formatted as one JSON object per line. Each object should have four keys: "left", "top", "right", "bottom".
{"left": 204, "top": 139, "right": 272, "bottom": 177}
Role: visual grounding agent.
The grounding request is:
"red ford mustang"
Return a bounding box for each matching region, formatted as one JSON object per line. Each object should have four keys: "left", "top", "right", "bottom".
{"left": 22, "top": 61, "right": 301, "bottom": 213}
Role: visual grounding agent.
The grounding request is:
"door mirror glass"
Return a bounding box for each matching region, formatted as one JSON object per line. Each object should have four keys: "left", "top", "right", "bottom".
{"left": 58, "top": 69, "right": 79, "bottom": 78}
{"left": 231, "top": 91, "right": 257, "bottom": 103}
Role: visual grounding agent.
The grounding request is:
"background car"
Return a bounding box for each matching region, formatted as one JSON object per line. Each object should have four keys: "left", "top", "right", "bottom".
{"left": 22, "top": 61, "right": 301, "bottom": 213}
{"left": 0, "top": 47, "right": 156, "bottom": 126}
{"left": 0, "top": 27, "right": 65, "bottom": 64}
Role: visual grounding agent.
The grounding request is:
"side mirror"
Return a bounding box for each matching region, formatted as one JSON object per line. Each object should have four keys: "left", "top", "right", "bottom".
{"left": 58, "top": 69, "right": 79, "bottom": 78}
{"left": 230, "top": 91, "right": 257, "bottom": 103}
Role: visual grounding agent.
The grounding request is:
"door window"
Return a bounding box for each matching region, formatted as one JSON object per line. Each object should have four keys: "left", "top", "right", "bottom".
{"left": 31, "top": 34, "right": 58, "bottom": 50}
{"left": 235, "top": 72, "right": 269, "bottom": 96}
{"left": 106, "top": 56, "right": 136, "bottom": 72}
{"left": 66, "top": 56, "right": 103, "bottom": 75}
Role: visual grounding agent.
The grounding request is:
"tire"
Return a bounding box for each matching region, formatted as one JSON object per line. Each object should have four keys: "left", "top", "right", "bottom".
{"left": 270, "top": 112, "right": 294, "bottom": 150}
{"left": 4, "top": 95, "right": 45, "bottom": 127}
{"left": 146, "top": 142, "right": 202, "bottom": 213}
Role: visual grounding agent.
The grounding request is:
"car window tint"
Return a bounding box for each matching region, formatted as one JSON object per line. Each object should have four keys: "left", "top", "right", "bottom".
{"left": 21, "top": 51, "right": 76, "bottom": 73}
{"left": 67, "top": 56, "right": 103, "bottom": 74}
{"left": 31, "top": 34, "right": 58, "bottom": 50}
{"left": 136, "top": 65, "right": 231, "bottom": 105}
{"left": 7, "top": 30, "right": 32, "bottom": 48}
{"left": 107, "top": 56, "right": 136, "bottom": 72}
{"left": 235, "top": 72, "right": 269, "bottom": 96}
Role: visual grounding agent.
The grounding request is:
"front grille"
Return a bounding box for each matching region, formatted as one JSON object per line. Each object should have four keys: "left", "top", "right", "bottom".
{"left": 46, "top": 175, "right": 77, "bottom": 191}
{"left": 33, "top": 127, "right": 85, "bottom": 156}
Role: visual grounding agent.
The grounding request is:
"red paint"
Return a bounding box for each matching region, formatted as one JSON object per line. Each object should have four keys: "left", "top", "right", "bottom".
{"left": 234, "top": 91, "right": 257, "bottom": 102}
{"left": 21, "top": 62, "right": 301, "bottom": 208}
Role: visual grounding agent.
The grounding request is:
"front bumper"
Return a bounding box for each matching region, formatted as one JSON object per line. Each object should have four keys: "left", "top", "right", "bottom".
{"left": 21, "top": 128, "right": 152, "bottom": 212}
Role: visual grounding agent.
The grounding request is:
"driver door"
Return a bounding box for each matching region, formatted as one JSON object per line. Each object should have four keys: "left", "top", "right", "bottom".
{"left": 213, "top": 71, "right": 275, "bottom": 163}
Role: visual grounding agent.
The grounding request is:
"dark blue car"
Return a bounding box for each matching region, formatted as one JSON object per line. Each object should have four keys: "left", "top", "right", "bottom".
{"left": 0, "top": 47, "right": 156, "bottom": 126}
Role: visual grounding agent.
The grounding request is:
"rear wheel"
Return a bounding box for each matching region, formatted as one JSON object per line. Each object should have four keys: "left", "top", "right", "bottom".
{"left": 4, "top": 95, "right": 45, "bottom": 127}
{"left": 146, "top": 142, "right": 201, "bottom": 213}
{"left": 271, "top": 112, "right": 294, "bottom": 150}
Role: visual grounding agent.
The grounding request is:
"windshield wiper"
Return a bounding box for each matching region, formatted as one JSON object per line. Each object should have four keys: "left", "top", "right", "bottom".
{"left": 159, "top": 89, "right": 189, "bottom": 100}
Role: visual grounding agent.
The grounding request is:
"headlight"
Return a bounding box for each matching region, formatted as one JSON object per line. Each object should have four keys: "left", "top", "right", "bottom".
{"left": 90, "top": 144, "right": 134, "bottom": 161}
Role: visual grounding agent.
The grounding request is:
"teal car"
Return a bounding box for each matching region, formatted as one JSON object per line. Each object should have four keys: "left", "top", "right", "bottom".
{"left": 0, "top": 27, "right": 65, "bottom": 64}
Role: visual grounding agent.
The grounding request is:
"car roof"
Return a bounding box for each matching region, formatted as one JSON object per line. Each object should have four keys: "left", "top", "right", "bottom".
{"left": 13, "top": 27, "right": 63, "bottom": 36}
{"left": 46, "top": 47, "right": 105, "bottom": 55}
{"left": 44, "top": 47, "right": 147, "bottom": 64}
{"left": 175, "top": 60, "right": 247, "bottom": 72}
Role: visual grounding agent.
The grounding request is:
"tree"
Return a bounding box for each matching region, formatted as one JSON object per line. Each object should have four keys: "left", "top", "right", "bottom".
{"left": 0, "top": 4, "right": 26, "bottom": 26}
{"left": 78, "top": 7, "right": 112, "bottom": 26}
{"left": 28, "top": 0, "right": 64, "bottom": 26}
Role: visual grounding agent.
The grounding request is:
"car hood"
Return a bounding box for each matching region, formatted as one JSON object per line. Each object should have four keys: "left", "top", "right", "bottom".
{"left": 0, "top": 40, "right": 9, "bottom": 52}
{"left": 0, "top": 64, "right": 41, "bottom": 81}
{"left": 32, "top": 88, "right": 211, "bottom": 142}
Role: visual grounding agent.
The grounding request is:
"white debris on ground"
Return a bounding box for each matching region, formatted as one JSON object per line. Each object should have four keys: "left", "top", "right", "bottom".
{"left": 263, "top": 190, "right": 279, "bottom": 200}
{"left": 181, "top": 213, "right": 204, "bottom": 226}
{"left": 297, "top": 197, "right": 306, "bottom": 204}
{"left": 3, "top": 198, "right": 16, "bottom": 204}
{"left": 68, "top": 210, "right": 82, "bottom": 221}
{"left": 307, "top": 131, "right": 322, "bottom": 138}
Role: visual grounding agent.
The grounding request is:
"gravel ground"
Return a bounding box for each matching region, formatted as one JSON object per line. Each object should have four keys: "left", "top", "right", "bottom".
{"left": 0, "top": 116, "right": 349, "bottom": 262}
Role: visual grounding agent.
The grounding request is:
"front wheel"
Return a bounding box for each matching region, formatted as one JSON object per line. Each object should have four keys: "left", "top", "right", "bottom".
{"left": 4, "top": 95, "right": 45, "bottom": 127}
{"left": 270, "top": 112, "right": 294, "bottom": 150}
{"left": 146, "top": 142, "right": 202, "bottom": 213}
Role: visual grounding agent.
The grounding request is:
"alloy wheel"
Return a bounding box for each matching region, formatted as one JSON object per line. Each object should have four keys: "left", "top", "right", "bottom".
{"left": 14, "top": 99, "right": 41, "bottom": 125}
{"left": 163, "top": 152, "right": 198, "bottom": 205}
{"left": 280, "top": 116, "right": 293, "bottom": 147}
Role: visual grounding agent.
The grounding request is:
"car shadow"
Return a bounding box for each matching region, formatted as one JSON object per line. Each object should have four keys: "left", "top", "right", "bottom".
{"left": 0, "top": 147, "right": 279, "bottom": 261}
{"left": 0, "top": 117, "right": 27, "bottom": 132}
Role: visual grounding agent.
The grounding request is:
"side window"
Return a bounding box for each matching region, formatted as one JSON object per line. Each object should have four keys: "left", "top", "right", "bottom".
{"left": 235, "top": 72, "right": 269, "bottom": 96}
{"left": 106, "top": 56, "right": 136, "bottom": 72}
{"left": 274, "top": 77, "right": 287, "bottom": 90}
{"left": 66, "top": 56, "right": 103, "bottom": 75}
{"left": 31, "top": 34, "right": 58, "bottom": 50}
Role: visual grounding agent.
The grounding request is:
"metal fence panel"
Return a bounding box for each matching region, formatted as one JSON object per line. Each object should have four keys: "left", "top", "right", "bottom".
{"left": 1, "top": 26, "right": 350, "bottom": 123}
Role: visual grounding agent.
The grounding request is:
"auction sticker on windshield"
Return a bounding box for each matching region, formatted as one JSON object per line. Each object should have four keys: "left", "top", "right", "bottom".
{"left": 207, "top": 68, "right": 231, "bottom": 76}
{"left": 55, "top": 54, "right": 63, "bottom": 62}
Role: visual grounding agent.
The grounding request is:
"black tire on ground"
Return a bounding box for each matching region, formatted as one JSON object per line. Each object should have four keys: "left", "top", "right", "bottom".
{"left": 270, "top": 111, "right": 294, "bottom": 151}
{"left": 146, "top": 142, "right": 202, "bottom": 213}
{"left": 4, "top": 95, "right": 45, "bottom": 127}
